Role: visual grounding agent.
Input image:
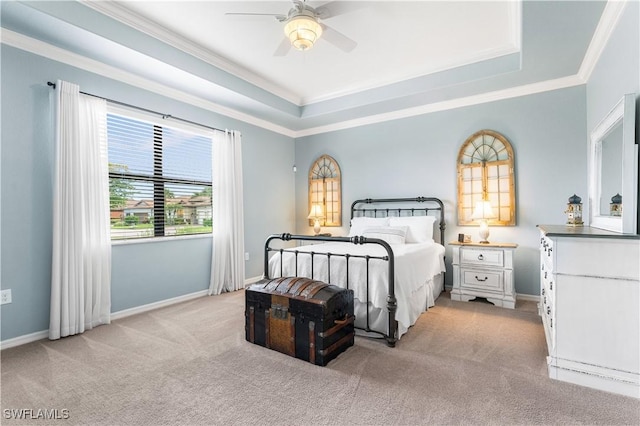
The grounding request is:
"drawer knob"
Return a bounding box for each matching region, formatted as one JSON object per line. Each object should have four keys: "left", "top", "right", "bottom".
{"left": 475, "top": 275, "right": 488, "bottom": 282}
{"left": 477, "top": 254, "right": 484, "bottom": 261}
{"left": 547, "top": 307, "right": 551, "bottom": 315}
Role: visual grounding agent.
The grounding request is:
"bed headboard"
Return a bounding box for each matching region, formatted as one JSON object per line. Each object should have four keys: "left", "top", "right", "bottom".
{"left": 350, "top": 197, "right": 446, "bottom": 246}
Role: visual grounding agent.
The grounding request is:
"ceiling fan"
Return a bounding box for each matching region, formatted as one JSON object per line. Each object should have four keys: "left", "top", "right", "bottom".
{"left": 226, "top": 0, "right": 359, "bottom": 55}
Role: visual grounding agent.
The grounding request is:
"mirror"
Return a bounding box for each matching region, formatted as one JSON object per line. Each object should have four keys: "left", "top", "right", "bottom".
{"left": 589, "top": 93, "right": 637, "bottom": 234}
{"left": 599, "top": 124, "right": 623, "bottom": 215}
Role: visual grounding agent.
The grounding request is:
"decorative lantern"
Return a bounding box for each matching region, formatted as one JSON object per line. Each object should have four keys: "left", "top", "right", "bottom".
{"left": 565, "top": 194, "right": 584, "bottom": 226}
{"left": 610, "top": 193, "right": 622, "bottom": 216}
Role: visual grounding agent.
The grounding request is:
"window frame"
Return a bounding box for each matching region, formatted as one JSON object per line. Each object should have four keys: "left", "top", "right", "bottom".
{"left": 308, "top": 155, "right": 342, "bottom": 227}
{"left": 457, "top": 130, "right": 516, "bottom": 226}
{"left": 107, "top": 105, "right": 213, "bottom": 241}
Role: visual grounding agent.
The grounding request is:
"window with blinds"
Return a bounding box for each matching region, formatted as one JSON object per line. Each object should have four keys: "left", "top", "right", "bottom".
{"left": 107, "top": 109, "right": 213, "bottom": 240}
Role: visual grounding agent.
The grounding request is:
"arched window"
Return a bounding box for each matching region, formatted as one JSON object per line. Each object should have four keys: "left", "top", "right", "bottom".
{"left": 309, "top": 155, "right": 341, "bottom": 227}
{"left": 457, "top": 130, "right": 515, "bottom": 226}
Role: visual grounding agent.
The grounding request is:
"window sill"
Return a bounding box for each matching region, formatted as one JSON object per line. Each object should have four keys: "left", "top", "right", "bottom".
{"left": 111, "top": 233, "right": 211, "bottom": 246}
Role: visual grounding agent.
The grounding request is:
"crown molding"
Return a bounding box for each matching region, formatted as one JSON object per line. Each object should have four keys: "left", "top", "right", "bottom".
{"left": 293, "top": 75, "right": 585, "bottom": 138}
{"left": 2, "top": 28, "right": 586, "bottom": 139}
{"left": 4, "top": 2, "right": 618, "bottom": 142}
{"left": 81, "top": 0, "right": 524, "bottom": 109}
{"left": 79, "top": 0, "right": 302, "bottom": 105}
{"left": 301, "top": 45, "right": 521, "bottom": 106}
{"left": 1, "top": 28, "right": 296, "bottom": 138}
{"left": 578, "top": 0, "right": 628, "bottom": 82}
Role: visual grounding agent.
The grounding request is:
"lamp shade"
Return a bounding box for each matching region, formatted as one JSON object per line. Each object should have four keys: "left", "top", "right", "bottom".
{"left": 284, "top": 15, "right": 322, "bottom": 51}
{"left": 307, "top": 204, "right": 324, "bottom": 219}
{"left": 471, "top": 201, "right": 496, "bottom": 220}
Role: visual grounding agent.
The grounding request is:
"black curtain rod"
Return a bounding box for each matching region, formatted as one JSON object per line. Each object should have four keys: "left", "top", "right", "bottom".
{"left": 47, "top": 81, "right": 225, "bottom": 133}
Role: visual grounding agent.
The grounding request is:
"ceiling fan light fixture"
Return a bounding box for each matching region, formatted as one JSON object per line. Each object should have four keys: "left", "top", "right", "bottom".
{"left": 284, "top": 15, "right": 322, "bottom": 51}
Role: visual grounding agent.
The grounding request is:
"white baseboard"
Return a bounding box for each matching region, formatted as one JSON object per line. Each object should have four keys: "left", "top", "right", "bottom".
{"left": 0, "top": 330, "right": 49, "bottom": 350}
{"left": 516, "top": 293, "right": 540, "bottom": 302}
{"left": 2, "top": 277, "right": 262, "bottom": 350}
{"left": 244, "top": 275, "right": 263, "bottom": 286}
{"left": 110, "top": 289, "right": 209, "bottom": 321}
{"left": 1, "top": 279, "right": 539, "bottom": 350}
{"left": 444, "top": 285, "right": 539, "bottom": 303}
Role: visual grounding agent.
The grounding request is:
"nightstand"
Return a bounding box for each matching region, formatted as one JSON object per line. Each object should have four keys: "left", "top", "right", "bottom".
{"left": 450, "top": 241, "right": 517, "bottom": 309}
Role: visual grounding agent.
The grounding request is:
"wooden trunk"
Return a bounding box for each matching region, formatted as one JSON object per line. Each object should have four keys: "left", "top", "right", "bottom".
{"left": 245, "top": 277, "right": 355, "bottom": 366}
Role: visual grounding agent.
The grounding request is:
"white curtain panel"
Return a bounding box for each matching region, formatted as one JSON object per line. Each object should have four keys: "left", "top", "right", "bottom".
{"left": 50, "top": 80, "right": 111, "bottom": 340}
{"left": 210, "top": 130, "right": 245, "bottom": 295}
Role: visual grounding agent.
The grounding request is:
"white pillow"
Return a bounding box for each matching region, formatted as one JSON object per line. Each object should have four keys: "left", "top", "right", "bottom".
{"left": 389, "top": 216, "right": 437, "bottom": 243}
{"left": 361, "top": 226, "right": 408, "bottom": 245}
{"left": 348, "top": 217, "right": 390, "bottom": 237}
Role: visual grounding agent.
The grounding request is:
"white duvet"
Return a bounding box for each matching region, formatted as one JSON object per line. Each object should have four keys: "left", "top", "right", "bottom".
{"left": 268, "top": 241, "right": 446, "bottom": 334}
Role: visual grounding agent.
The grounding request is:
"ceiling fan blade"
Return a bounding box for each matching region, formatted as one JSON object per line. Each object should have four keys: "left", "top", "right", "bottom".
{"left": 274, "top": 37, "right": 292, "bottom": 56}
{"left": 321, "top": 24, "right": 357, "bottom": 52}
{"left": 225, "top": 12, "right": 287, "bottom": 21}
{"left": 315, "top": 1, "right": 368, "bottom": 19}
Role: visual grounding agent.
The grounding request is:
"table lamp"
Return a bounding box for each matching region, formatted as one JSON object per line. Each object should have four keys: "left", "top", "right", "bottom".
{"left": 307, "top": 204, "right": 325, "bottom": 236}
{"left": 471, "top": 200, "right": 496, "bottom": 244}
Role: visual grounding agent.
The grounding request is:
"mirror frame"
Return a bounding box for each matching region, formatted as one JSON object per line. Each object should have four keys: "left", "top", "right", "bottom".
{"left": 589, "top": 93, "right": 637, "bottom": 234}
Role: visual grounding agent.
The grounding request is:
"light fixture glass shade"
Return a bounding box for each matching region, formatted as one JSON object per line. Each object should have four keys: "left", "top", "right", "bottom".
{"left": 307, "top": 204, "right": 324, "bottom": 219}
{"left": 284, "top": 15, "right": 322, "bottom": 51}
{"left": 307, "top": 204, "right": 324, "bottom": 235}
{"left": 471, "top": 201, "right": 496, "bottom": 220}
{"left": 471, "top": 201, "right": 496, "bottom": 244}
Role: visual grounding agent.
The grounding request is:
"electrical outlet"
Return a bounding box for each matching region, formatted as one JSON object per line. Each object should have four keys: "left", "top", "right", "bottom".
{"left": 1, "top": 289, "right": 12, "bottom": 305}
{"left": 245, "top": 252, "right": 250, "bottom": 261}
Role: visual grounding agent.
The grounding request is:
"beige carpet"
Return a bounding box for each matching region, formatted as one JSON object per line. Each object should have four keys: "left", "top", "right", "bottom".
{"left": 1, "top": 291, "right": 638, "bottom": 425}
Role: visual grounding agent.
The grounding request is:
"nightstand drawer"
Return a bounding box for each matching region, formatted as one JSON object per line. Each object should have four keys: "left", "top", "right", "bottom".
{"left": 461, "top": 269, "right": 503, "bottom": 291}
{"left": 460, "top": 248, "right": 504, "bottom": 267}
{"left": 450, "top": 241, "right": 516, "bottom": 309}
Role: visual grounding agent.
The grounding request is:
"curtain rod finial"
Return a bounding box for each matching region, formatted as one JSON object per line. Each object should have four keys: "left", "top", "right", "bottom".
{"left": 47, "top": 81, "right": 56, "bottom": 88}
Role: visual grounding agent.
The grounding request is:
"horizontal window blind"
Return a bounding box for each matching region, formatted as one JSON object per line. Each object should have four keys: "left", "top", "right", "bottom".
{"left": 107, "top": 111, "right": 213, "bottom": 240}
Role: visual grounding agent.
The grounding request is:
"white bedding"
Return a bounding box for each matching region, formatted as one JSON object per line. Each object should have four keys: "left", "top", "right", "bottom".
{"left": 268, "top": 241, "right": 446, "bottom": 338}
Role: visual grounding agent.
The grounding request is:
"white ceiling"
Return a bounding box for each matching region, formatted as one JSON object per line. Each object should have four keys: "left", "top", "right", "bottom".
{"left": 1, "top": 1, "right": 612, "bottom": 135}
{"left": 110, "top": 1, "right": 520, "bottom": 105}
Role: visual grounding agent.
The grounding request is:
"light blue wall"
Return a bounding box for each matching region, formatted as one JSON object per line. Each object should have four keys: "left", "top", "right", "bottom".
{"left": 293, "top": 2, "right": 640, "bottom": 298}
{"left": 2, "top": 1, "right": 638, "bottom": 344}
{"left": 0, "top": 46, "right": 295, "bottom": 341}
{"left": 295, "top": 87, "right": 588, "bottom": 297}
{"left": 586, "top": 1, "right": 639, "bottom": 138}
{"left": 586, "top": 1, "right": 639, "bottom": 229}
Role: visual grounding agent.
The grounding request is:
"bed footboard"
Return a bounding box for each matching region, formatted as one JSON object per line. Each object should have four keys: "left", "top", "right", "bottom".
{"left": 264, "top": 233, "right": 398, "bottom": 347}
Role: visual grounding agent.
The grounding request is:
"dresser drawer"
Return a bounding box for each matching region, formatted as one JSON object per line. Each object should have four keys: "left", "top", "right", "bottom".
{"left": 540, "top": 235, "right": 554, "bottom": 270}
{"left": 460, "top": 248, "right": 504, "bottom": 267}
{"left": 461, "top": 268, "right": 503, "bottom": 291}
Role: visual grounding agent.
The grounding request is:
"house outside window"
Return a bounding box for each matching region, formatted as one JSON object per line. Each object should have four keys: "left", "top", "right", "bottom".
{"left": 107, "top": 106, "right": 213, "bottom": 240}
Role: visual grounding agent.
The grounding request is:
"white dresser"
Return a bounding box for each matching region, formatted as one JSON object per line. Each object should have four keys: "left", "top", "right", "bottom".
{"left": 450, "top": 241, "right": 517, "bottom": 309}
{"left": 538, "top": 225, "right": 640, "bottom": 398}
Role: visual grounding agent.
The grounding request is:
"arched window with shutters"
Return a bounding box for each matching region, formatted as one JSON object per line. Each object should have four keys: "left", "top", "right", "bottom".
{"left": 309, "top": 155, "right": 341, "bottom": 227}
{"left": 457, "top": 130, "right": 516, "bottom": 226}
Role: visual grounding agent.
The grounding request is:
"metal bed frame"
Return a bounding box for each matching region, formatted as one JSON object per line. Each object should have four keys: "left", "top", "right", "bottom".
{"left": 263, "top": 197, "right": 445, "bottom": 347}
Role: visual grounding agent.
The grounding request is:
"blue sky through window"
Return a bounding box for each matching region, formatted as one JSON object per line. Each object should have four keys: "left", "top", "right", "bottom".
{"left": 107, "top": 114, "right": 212, "bottom": 200}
